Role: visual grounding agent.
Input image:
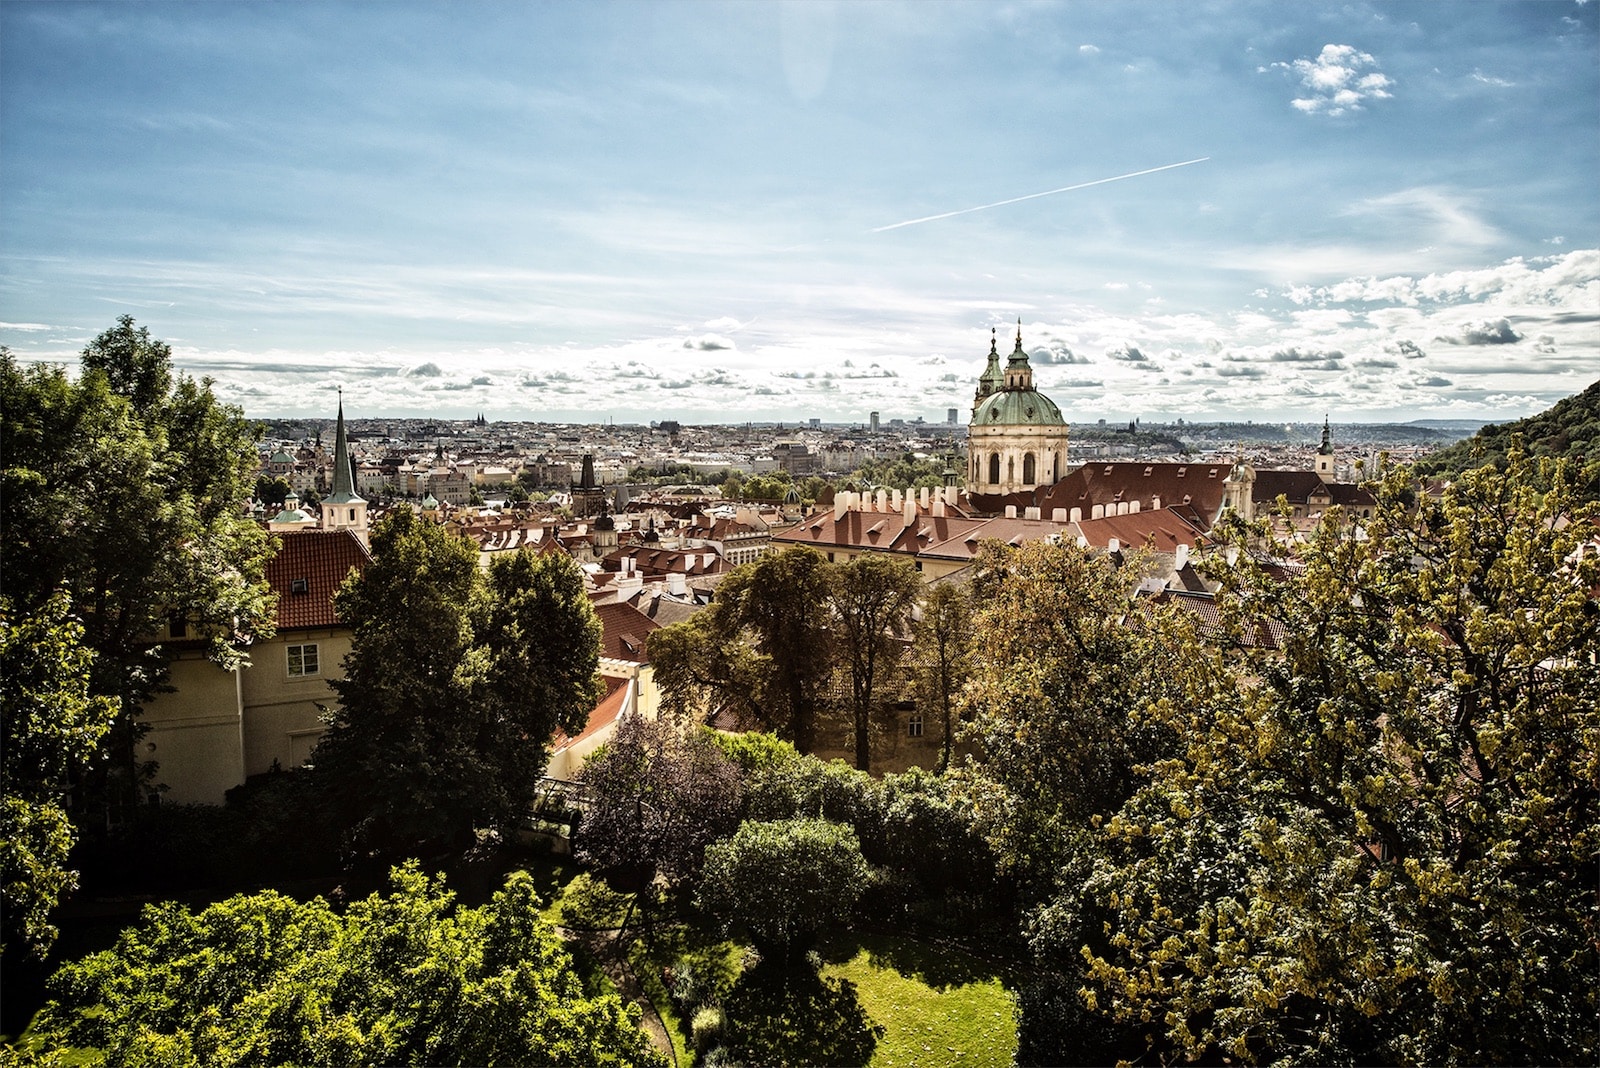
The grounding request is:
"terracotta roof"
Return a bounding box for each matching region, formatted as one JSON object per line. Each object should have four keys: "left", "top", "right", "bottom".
{"left": 552, "top": 677, "right": 630, "bottom": 751}
{"left": 265, "top": 530, "right": 371, "bottom": 631}
{"left": 1070, "top": 508, "right": 1208, "bottom": 553}
{"left": 592, "top": 600, "right": 661, "bottom": 663}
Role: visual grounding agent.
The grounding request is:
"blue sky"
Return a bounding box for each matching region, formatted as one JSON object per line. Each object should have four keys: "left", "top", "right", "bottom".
{"left": 2, "top": 1, "right": 1596, "bottom": 425}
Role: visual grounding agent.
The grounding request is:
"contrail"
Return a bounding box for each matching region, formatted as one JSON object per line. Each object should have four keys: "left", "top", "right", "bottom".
{"left": 869, "top": 157, "right": 1211, "bottom": 233}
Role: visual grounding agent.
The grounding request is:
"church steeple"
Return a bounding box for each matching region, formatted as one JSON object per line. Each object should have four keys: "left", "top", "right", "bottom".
{"left": 321, "top": 389, "right": 369, "bottom": 548}
{"left": 1315, "top": 415, "right": 1335, "bottom": 481}
{"left": 1004, "top": 319, "right": 1034, "bottom": 390}
{"left": 975, "top": 327, "right": 1004, "bottom": 406}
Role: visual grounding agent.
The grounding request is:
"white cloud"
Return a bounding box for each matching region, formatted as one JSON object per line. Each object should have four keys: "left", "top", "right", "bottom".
{"left": 1276, "top": 44, "right": 1393, "bottom": 116}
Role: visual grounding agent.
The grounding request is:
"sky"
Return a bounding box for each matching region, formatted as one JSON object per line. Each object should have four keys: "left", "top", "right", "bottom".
{"left": 2, "top": 1, "right": 1597, "bottom": 426}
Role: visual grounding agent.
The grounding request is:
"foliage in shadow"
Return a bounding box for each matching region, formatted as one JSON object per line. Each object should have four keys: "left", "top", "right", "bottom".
{"left": 721, "top": 956, "right": 883, "bottom": 1068}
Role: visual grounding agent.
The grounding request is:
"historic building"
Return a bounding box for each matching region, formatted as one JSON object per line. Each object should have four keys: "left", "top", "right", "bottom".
{"left": 967, "top": 324, "right": 1071, "bottom": 496}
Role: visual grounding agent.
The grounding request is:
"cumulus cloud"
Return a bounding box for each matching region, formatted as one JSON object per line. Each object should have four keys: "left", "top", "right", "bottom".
{"left": 1418, "top": 375, "right": 1453, "bottom": 387}
{"left": 1534, "top": 335, "right": 1558, "bottom": 354}
{"left": 1436, "top": 318, "right": 1522, "bottom": 345}
{"left": 1218, "top": 365, "right": 1264, "bottom": 378}
{"left": 1389, "top": 339, "right": 1427, "bottom": 360}
{"left": 1275, "top": 44, "right": 1394, "bottom": 116}
{"left": 683, "top": 334, "right": 734, "bottom": 351}
{"left": 1079, "top": 44, "right": 1100, "bottom": 55}
{"left": 1030, "top": 341, "right": 1088, "bottom": 365}
{"left": 1270, "top": 347, "right": 1345, "bottom": 366}
{"left": 1107, "top": 343, "right": 1148, "bottom": 362}
{"left": 409, "top": 362, "right": 444, "bottom": 377}
{"left": 1355, "top": 358, "right": 1398, "bottom": 369}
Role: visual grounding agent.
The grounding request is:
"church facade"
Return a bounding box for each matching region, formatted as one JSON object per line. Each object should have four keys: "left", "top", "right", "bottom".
{"left": 966, "top": 324, "right": 1071, "bottom": 496}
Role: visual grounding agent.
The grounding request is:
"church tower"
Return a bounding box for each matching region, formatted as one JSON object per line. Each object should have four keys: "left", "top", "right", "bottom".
{"left": 967, "top": 322, "right": 1071, "bottom": 496}
{"left": 1222, "top": 448, "right": 1256, "bottom": 522}
{"left": 321, "top": 391, "right": 369, "bottom": 549}
{"left": 1315, "top": 415, "right": 1335, "bottom": 482}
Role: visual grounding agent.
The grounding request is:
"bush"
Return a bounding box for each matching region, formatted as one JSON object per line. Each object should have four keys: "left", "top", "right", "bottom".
{"left": 691, "top": 1006, "right": 725, "bottom": 1052}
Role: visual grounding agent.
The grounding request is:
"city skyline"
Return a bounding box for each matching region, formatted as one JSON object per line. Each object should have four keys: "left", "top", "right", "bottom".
{"left": 2, "top": 1, "right": 1596, "bottom": 424}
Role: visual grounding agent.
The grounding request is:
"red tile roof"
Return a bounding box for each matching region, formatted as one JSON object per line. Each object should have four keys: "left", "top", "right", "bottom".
{"left": 553, "top": 677, "right": 630, "bottom": 751}
{"left": 265, "top": 530, "right": 371, "bottom": 631}
{"left": 592, "top": 600, "right": 661, "bottom": 663}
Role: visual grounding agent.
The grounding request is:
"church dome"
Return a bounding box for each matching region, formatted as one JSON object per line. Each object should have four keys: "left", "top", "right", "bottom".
{"left": 973, "top": 388, "right": 1065, "bottom": 427}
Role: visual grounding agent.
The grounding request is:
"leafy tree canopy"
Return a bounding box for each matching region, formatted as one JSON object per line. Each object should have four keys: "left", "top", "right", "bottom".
{"left": 1045, "top": 451, "right": 1599, "bottom": 1065}
{"left": 576, "top": 716, "right": 743, "bottom": 897}
{"left": 698, "top": 818, "right": 868, "bottom": 962}
{"left": 1, "top": 594, "right": 118, "bottom": 957}
{"left": 27, "top": 864, "right": 664, "bottom": 1067}
{"left": 313, "top": 510, "right": 601, "bottom": 858}
{"left": 1415, "top": 378, "right": 1600, "bottom": 499}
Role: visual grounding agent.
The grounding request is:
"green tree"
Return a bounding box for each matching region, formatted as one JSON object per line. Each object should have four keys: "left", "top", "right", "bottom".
{"left": 910, "top": 581, "right": 972, "bottom": 772}
{"left": 698, "top": 818, "right": 868, "bottom": 963}
{"left": 1, "top": 594, "right": 119, "bottom": 957}
{"left": 1073, "top": 452, "right": 1600, "bottom": 1064}
{"left": 649, "top": 547, "right": 834, "bottom": 752}
{"left": 961, "top": 539, "right": 1181, "bottom": 895}
{"left": 829, "top": 553, "right": 921, "bottom": 770}
{"left": 1, "top": 329, "right": 274, "bottom": 815}
{"left": 313, "top": 512, "right": 602, "bottom": 858}
{"left": 252, "top": 474, "right": 291, "bottom": 508}
{"left": 30, "top": 864, "right": 664, "bottom": 1066}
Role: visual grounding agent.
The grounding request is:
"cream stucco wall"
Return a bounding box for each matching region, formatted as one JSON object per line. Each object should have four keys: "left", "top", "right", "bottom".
{"left": 240, "top": 628, "right": 352, "bottom": 776}
{"left": 139, "top": 651, "right": 246, "bottom": 805}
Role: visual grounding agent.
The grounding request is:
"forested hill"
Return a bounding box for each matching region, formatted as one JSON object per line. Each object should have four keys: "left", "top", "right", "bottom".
{"left": 1415, "top": 378, "right": 1600, "bottom": 500}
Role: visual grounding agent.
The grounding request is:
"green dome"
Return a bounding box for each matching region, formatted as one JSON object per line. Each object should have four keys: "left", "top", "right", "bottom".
{"left": 973, "top": 388, "right": 1065, "bottom": 427}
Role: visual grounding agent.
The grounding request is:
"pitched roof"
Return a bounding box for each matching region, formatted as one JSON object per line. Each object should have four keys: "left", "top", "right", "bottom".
{"left": 265, "top": 530, "right": 371, "bottom": 630}
{"left": 592, "top": 600, "right": 661, "bottom": 663}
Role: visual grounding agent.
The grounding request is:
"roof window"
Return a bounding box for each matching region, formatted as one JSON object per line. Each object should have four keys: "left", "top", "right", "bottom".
{"left": 291, "top": 578, "right": 309, "bottom": 595}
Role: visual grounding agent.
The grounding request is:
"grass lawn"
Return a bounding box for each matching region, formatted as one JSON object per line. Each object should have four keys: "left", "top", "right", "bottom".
{"left": 818, "top": 930, "right": 1018, "bottom": 1068}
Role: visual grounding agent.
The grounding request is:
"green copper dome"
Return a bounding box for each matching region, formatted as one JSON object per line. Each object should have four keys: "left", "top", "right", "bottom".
{"left": 973, "top": 388, "right": 1065, "bottom": 427}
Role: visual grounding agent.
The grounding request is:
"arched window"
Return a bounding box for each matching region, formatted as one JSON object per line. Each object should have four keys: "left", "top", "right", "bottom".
{"left": 1022, "top": 453, "right": 1036, "bottom": 484}
{"left": 988, "top": 453, "right": 1000, "bottom": 484}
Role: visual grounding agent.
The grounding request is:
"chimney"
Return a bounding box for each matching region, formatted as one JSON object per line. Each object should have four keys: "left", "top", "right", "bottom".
{"left": 903, "top": 495, "right": 916, "bottom": 526}
{"left": 932, "top": 500, "right": 946, "bottom": 517}
{"left": 891, "top": 488, "right": 902, "bottom": 510}
{"left": 1024, "top": 506, "right": 1041, "bottom": 520}
{"left": 1004, "top": 505, "right": 1018, "bottom": 519}
{"left": 1091, "top": 504, "right": 1104, "bottom": 520}
{"left": 1052, "top": 508, "right": 1067, "bottom": 522}
{"left": 919, "top": 487, "right": 930, "bottom": 508}
{"left": 667, "top": 571, "right": 687, "bottom": 596}
{"left": 875, "top": 489, "right": 888, "bottom": 512}
{"left": 1174, "top": 543, "right": 1190, "bottom": 570}
{"left": 623, "top": 555, "right": 635, "bottom": 573}
{"left": 1069, "top": 507, "right": 1082, "bottom": 523}
{"left": 834, "top": 493, "right": 848, "bottom": 521}
{"left": 1130, "top": 500, "right": 1141, "bottom": 514}
{"left": 1108, "top": 537, "right": 1120, "bottom": 554}
{"left": 704, "top": 552, "right": 717, "bottom": 570}
{"left": 1152, "top": 495, "right": 1161, "bottom": 510}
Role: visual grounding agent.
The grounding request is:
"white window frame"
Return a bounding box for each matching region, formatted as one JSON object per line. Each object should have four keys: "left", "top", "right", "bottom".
{"left": 287, "top": 643, "right": 320, "bottom": 678}
{"left": 907, "top": 713, "right": 924, "bottom": 738}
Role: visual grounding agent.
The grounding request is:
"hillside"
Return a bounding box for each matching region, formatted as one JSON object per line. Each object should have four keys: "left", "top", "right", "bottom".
{"left": 1414, "top": 379, "right": 1600, "bottom": 500}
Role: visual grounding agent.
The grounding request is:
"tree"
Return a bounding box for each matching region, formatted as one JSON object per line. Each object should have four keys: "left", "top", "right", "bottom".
{"left": 1, "top": 594, "right": 118, "bottom": 957}
{"left": 576, "top": 718, "right": 742, "bottom": 907}
{"left": 1, "top": 330, "right": 274, "bottom": 815}
{"left": 649, "top": 547, "right": 834, "bottom": 752}
{"left": 313, "top": 512, "right": 603, "bottom": 858}
{"left": 1071, "top": 452, "right": 1600, "bottom": 1064}
{"left": 29, "top": 864, "right": 664, "bottom": 1066}
{"left": 829, "top": 553, "right": 921, "bottom": 770}
{"left": 698, "top": 818, "right": 868, "bottom": 963}
{"left": 960, "top": 539, "right": 1182, "bottom": 897}
{"left": 253, "top": 474, "right": 291, "bottom": 508}
{"left": 910, "top": 581, "right": 972, "bottom": 772}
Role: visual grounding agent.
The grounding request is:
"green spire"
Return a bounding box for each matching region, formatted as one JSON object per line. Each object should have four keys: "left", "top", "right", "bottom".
{"left": 327, "top": 390, "right": 364, "bottom": 505}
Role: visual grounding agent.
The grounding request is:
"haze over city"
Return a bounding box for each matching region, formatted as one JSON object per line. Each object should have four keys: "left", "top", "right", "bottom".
{"left": 2, "top": 0, "right": 1596, "bottom": 425}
